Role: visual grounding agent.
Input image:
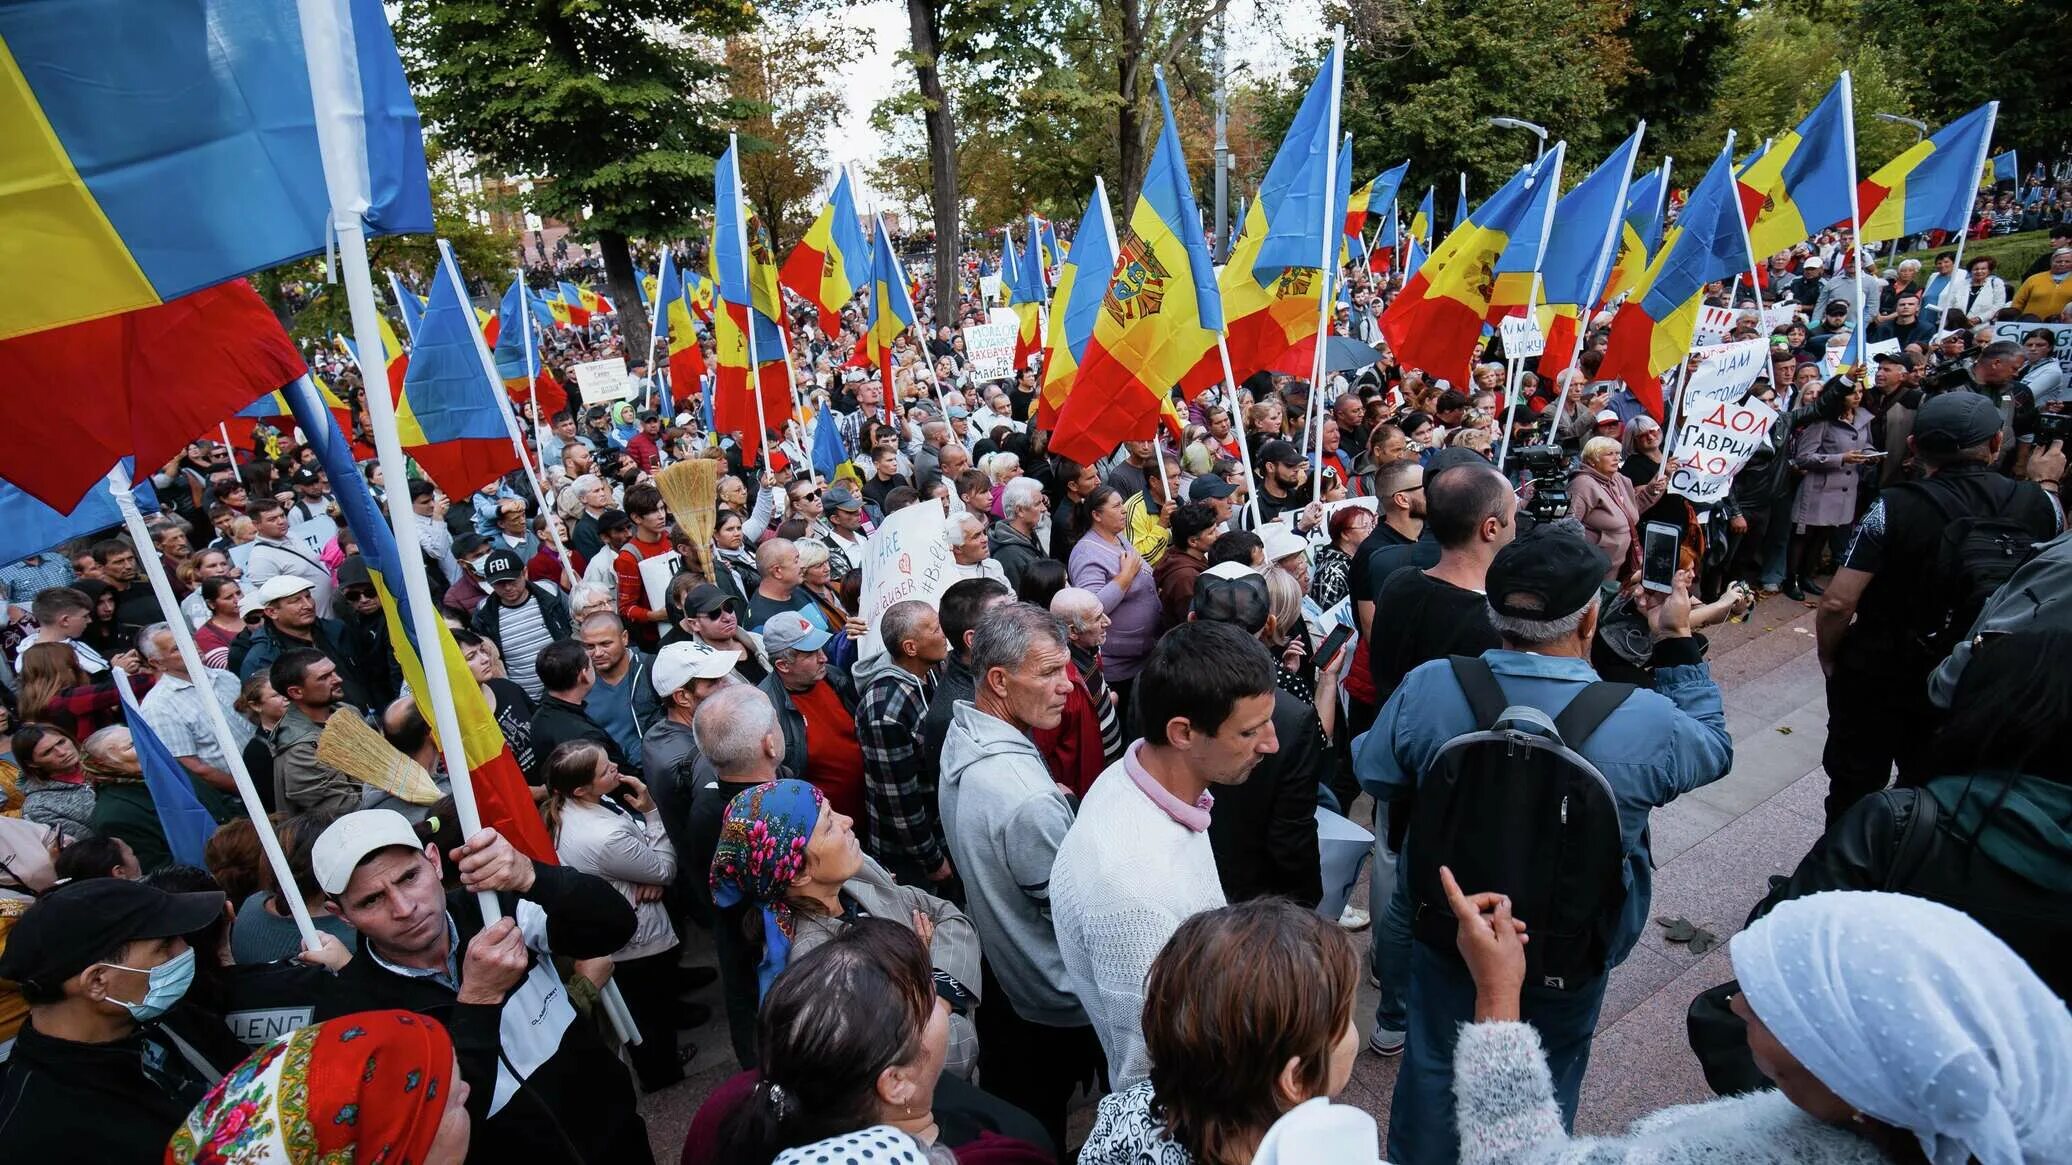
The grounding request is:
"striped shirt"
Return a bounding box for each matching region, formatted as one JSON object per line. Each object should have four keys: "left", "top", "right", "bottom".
{"left": 494, "top": 599, "right": 555, "bottom": 700}
{"left": 139, "top": 669, "right": 252, "bottom": 771}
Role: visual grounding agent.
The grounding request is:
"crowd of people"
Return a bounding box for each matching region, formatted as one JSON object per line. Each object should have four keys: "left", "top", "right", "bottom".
{"left": 0, "top": 179, "right": 2069, "bottom": 1165}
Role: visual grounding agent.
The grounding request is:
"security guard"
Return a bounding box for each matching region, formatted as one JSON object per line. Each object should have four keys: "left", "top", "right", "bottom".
{"left": 1815, "top": 392, "right": 2063, "bottom": 823}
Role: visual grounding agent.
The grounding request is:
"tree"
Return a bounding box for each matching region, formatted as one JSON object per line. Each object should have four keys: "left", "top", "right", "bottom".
{"left": 1853, "top": 0, "right": 2071, "bottom": 156}
{"left": 1604, "top": 1, "right": 1742, "bottom": 157}
{"left": 394, "top": 0, "right": 755, "bottom": 362}
{"left": 725, "top": 24, "right": 855, "bottom": 252}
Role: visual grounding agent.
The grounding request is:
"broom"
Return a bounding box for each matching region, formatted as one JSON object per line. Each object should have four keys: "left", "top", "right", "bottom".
{"left": 315, "top": 710, "right": 443, "bottom": 806}
{"left": 655, "top": 456, "right": 718, "bottom": 584}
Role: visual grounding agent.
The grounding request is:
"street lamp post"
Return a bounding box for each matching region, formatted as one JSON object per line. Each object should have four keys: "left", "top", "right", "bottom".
{"left": 1487, "top": 116, "right": 1549, "bottom": 162}
{"left": 1874, "top": 112, "right": 1928, "bottom": 143}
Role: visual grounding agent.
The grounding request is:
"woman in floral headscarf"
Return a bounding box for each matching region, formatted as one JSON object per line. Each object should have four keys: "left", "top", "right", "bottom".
{"left": 167, "top": 1009, "right": 472, "bottom": 1165}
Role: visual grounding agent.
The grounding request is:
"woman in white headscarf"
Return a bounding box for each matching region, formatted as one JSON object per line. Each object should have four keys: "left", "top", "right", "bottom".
{"left": 1441, "top": 871, "right": 2072, "bottom": 1164}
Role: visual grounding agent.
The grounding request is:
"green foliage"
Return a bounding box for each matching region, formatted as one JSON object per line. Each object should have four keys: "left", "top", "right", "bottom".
{"left": 727, "top": 24, "right": 857, "bottom": 250}
{"left": 1853, "top": 0, "right": 2071, "bottom": 157}
{"left": 1604, "top": 1, "right": 1741, "bottom": 154}
{"left": 1895, "top": 230, "right": 2052, "bottom": 278}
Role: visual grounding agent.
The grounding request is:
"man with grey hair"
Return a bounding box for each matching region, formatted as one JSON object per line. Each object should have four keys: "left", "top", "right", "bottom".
{"left": 988, "top": 477, "right": 1048, "bottom": 593}
{"left": 947, "top": 511, "right": 1010, "bottom": 590}
{"left": 1050, "top": 587, "right": 1121, "bottom": 765}
{"left": 855, "top": 599, "right": 952, "bottom": 887}
{"left": 939, "top": 601, "right": 1094, "bottom": 1146}
{"left": 1356, "top": 527, "right": 1731, "bottom": 1164}
{"left": 135, "top": 622, "right": 247, "bottom": 813}
{"left": 914, "top": 420, "right": 953, "bottom": 496}
{"left": 686, "top": 681, "right": 786, "bottom": 1065}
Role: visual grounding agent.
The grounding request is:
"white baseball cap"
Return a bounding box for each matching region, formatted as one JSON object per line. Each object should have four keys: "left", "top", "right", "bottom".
{"left": 1202, "top": 561, "right": 1260, "bottom": 581}
{"left": 1259, "top": 526, "right": 1309, "bottom": 565}
{"left": 256, "top": 574, "right": 316, "bottom": 604}
{"left": 312, "top": 808, "right": 426, "bottom": 895}
{"left": 651, "top": 639, "right": 741, "bottom": 697}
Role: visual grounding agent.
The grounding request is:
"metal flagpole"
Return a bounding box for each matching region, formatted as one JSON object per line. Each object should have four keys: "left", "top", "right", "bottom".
{"left": 1217, "top": 337, "right": 1262, "bottom": 527}
{"left": 641, "top": 255, "right": 666, "bottom": 411}
{"left": 1304, "top": 35, "right": 1346, "bottom": 507}
{"left": 106, "top": 464, "right": 322, "bottom": 951}
{"left": 517, "top": 268, "right": 549, "bottom": 460}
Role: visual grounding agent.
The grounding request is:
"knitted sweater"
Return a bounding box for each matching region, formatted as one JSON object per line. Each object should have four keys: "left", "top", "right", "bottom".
{"left": 1050, "top": 758, "right": 1226, "bottom": 1090}
{"left": 1455, "top": 1021, "right": 1887, "bottom": 1164}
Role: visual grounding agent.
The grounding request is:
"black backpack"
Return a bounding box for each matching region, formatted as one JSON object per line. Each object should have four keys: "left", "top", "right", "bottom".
{"left": 1902, "top": 474, "right": 2040, "bottom": 658}
{"left": 1407, "top": 657, "right": 1634, "bottom": 991}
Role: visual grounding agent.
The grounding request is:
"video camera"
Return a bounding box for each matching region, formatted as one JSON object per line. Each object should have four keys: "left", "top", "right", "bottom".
{"left": 1921, "top": 345, "right": 1981, "bottom": 394}
{"left": 1509, "top": 444, "right": 1573, "bottom": 523}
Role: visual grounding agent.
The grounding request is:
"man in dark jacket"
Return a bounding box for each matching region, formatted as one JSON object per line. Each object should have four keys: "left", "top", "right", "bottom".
{"left": 988, "top": 478, "right": 1049, "bottom": 592}
{"left": 473, "top": 549, "right": 574, "bottom": 700}
{"left": 312, "top": 808, "right": 648, "bottom": 1163}
{"left": 528, "top": 638, "right": 627, "bottom": 783}
{"left": 0, "top": 879, "right": 250, "bottom": 1161}
{"left": 919, "top": 578, "right": 1015, "bottom": 775}
{"left": 232, "top": 574, "right": 375, "bottom": 711}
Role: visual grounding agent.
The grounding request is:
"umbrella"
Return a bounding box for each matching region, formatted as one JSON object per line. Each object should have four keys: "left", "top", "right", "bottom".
{"left": 1324, "top": 336, "right": 1387, "bottom": 374}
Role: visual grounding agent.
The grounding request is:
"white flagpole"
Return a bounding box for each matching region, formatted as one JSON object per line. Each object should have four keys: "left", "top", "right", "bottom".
{"left": 1498, "top": 142, "right": 1568, "bottom": 470}
{"left": 1305, "top": 33, "right": 1346, "bottom": 506}
{"left": 1665, "top": 132, "right": 1738, "bottom": 462}
{"left": 106, "top": 464, "right": 321, "bottom": 951}
{"left": 517, "top": 269, "right": 549, "bottom": 459}
{"left": 641, "top": 256, "right": 667, "bottom": 411}
{"left": 1839, "top": 73, "right": 1868, "bottom": 372}
{"left": 1217, "top": 337, "right": 1262, "bottom": 527}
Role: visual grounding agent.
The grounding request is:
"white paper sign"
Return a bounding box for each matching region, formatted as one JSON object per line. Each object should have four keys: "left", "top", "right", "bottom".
{"left": 1306, "top": 497, "right": 1378, "bottom": 551}
{"left": 962, "top": 321, "right": 1017, "bottom": 382}
{"left": 980, "top": 274, "right": 1002, "bottom": 302}
{"left": 1763, "top": 303, "right": 1801, "bottom": 334}
{"left": 1669, "top": 397, "right": 1779, "bottom": 506}
{"left": 571, "top": 357, "right": 635, "bottom": 404}
{"left": 855, "top": 499, "right": 955, "bottom": 662}
{"left": 1692, "top": 304, "right": 1741, "bottom": 345}
{"left": 1992, "top": 321, "right": 2072, "bottom": 373}
{"left": 637, "top": 549, "right": 684, "bottom": 611}
{"left": 1499, "top": 314, "right": 1546, "bottom": 358}
{"left": 1680, "top": 339, "right": 1770, "bottom": 411}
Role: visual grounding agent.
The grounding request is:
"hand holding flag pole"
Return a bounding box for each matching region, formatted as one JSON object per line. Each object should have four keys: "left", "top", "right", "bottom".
{"left": 106, "top": 463, "right": 323, "bottom": 952}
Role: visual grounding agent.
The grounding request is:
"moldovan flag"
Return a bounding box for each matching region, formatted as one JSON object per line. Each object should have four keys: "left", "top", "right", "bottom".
{"left": 996, "top": 230, "right": 1019, "bottom": 307}
{"left": 388, "top": 271, "right": 425, "bottom": 342}
{"left": 861, "top": 215, "right": 919, "bottom": 414}
{"left": 1038, "top": 180, "right": 1118, "bottom": 427}
{"left": 545, "top": 285, "right": 590, "bottom": 327}
{"left": 0, "top": 0, "right": 430, "bottom": 342}
{"left": 1988, "top": 151, "right": 2017, "bottom": 187}
{"left": 1012, "top": 215, "right": 1047, "bottom": 372}
{"left": 1858, "top": 103, "right": 1998, "bottom": 244}
{"left": 490, "top": 277, "right": 568, "bottom": 416}
{"left": 1485, "top": 145, "right": 1570, "bottom": 323}
{"left": 283, "top": 381, "right": 556, "bottom": 864}
{"left": 1739, "top": 76, "right": 1857, "bottom": 260}
{"left": 712, "top": 139, "right": 794, "bottom": 462}
{"left": 1049, "top": 71, "right": 1223, "bottom": 466}
{"left": 1403, "top": 188, "right": 1435, "bottom": 275}
{"left": 1346, "top": 160, "right": 1409, "bottom": 260}
{"left": 684, "top": 269, "right": 718, "bottom": 323}
{"left": 1600, "top": 140, "right": 1751, "bottom": 418}
{"left": 654, "top": 251, "right": 707, "bottom": 396}
{"left": 395, "top": 251, "right": 520, "bottom": 499}
{"left": 1381, "top": 158, "right": 1553, "bottom": 389}
{"left": 1181, "top": 45, "right": 1344, "bottom": 392}
{"left": 781, "top": 170, "right": 871, "bottom": 337}
{"left": 1599, "top": 162, "right": 1670, "bottom": 308}
{"left": 1371, "top": 211, "right": 1398, "bottom": 273}
{"left": 1534, "top": 126, "right": 1645, "bottom": 380}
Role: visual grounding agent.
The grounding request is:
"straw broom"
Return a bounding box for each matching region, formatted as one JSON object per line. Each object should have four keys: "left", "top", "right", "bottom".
{"left": 655, "top": 456, "right": 718, "bottom": 583}
{"left": 315, "top": 710, "right": 443, "bottom": 805}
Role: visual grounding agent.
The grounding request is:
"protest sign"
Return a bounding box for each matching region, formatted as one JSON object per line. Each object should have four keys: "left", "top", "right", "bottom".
{"left": 1992, "top": 321, "right": 2072, "bottom": 373}
{"left": 571, "top": 357, "right": 635, "bottom": 404}
{"left": 1668, "top": 397, "right": 1779, "bottom": 506}
{"left": 962, "top": 321, "right": 1017, "bottom": 382}
{"left": 1763, "top": 303, "right": 1801, "bottom": 334}
{"left": 1692, "top": 305, "right": 1741, "bottom": 345}
{"left": 1305, "top": 497, "right": 1376, "bottom": 552}
{"left": 979, "top": 274, "right": 1002, "bottom": 302}
{"left": 1499, "top": 314, "right": 1545, "bottom": 358}
{"left": 855, "top": 498, "right": 955, "bottom": 661}
{"left": 1680, "top": 339, "right": 1770, "bottom": 411}
{"left": 637, "top": 549, "right": 684, "bottom": 610}
{"left": 287, "top": 513, "right": 338, "bottom": 559}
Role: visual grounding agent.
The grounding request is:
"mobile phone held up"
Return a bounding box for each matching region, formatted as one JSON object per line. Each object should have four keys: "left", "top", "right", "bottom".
{"left": 1641, "top": 521, "right": 1681, "bottom": 594}
{"left": 1316, "top": 623, "right": 1355, "bottom": 671}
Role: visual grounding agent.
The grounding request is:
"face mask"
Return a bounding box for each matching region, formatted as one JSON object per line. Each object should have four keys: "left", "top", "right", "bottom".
{"left": 99, "top": 947, "right": 197, "bottom": 1021}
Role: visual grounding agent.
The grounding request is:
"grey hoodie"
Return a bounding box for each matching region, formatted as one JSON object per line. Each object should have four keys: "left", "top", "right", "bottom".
{"left": 938, "top": 700, "right": 1087, "bottom": 1027}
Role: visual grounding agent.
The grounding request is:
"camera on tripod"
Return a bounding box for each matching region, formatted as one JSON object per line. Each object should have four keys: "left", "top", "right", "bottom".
{"left": 1509, "top": 444, "right": 1573, "bottom": 523}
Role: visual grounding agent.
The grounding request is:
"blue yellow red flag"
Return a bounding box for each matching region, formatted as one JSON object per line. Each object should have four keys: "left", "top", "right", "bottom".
{"left": 1739, "top": 76, "right": 1857, "bottom": 258}
{"left": 1012, "top": 215, "right": 1048, "bottom": 371}
{"left": 712, "top": 139, "right": 794, "bottom": 459}
{"left": 1346, "top": 159, "right": 1408, "bottom": 253}
{"left": 1533, "top": 127, "right": 1644, "bottom": 378}
{"left": 388, "top": 271, "right": 426, "bottom": 342}
{"left": 1600, "top": 162, "right": 1670, "bottom": 308}
{"left": 396, "top": 250, "right": 520, "bottom": 498}
{"left": 780, "top": 170, "right": 871, "bottom": 338}
{"left": 861, "top": 215, "right": 919, "bottom": 415}
{"left": 283, "top": 380, "right": 556, "bottom": 863}
{"left": 1600, "top": 137, "right": 1751, "bottom": 417}
{"left": 1037, "top": 217, "right": 1063, "bottom": 281}
{"left": 653, "top": 251, "right": 707, "bottom": 406}
{"left": 1859, "top": 103, "right": 1998, "bottom": 244}
{"left": 996, "top": 229, "right": 1019, "bottom": 307}
{"left": 0, "top": 0, "right": 431, "bottom": 341}
{"left": 1487, "top": 144, "right": 1571, "bottom": 321}
{"left": 1988, "top": 150, "right": 2017, "bottom": 187}
{"left": 1253, "top": 45, "right": 1345, "bottom": 282}
{"left": 1404, "top": 187, "right": 1435, "bottom": 274}
{"left": 1050, "top": 70, "right": 1223, "bottom": 465}
{"left": 1038, "top": 181, "right": 1119, "bottom": 427}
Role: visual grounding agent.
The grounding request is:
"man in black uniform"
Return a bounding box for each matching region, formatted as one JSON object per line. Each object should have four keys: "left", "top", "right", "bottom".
{"left": 1815, "top": 392, "right": 2063, "bottom": 823}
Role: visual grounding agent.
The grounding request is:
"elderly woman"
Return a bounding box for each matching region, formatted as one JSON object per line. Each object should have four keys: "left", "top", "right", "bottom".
{"left": 982, "top": 451, "right": 1022, "bottom": 519}
{"left": 1444, "top": 879, "right": 2072, "bottom": 1164}
{"left": 1569, "top": 436, "right": 1670, "bottom": 582}
{"left": 1620, "top": 415, "right": 1667, "bottom": 488}
{"left": 1068, "top": 485, "right": 1162, "bottom": 714}
{"left": 78, "top": 725, "right": 178, "bottom": 874}
{"left": 170, "top": 1010, "right": 473, "bottom": 1164}
{"left": 1312, "top": 502, "right": 1376, "bottom": 610}
{"left": 540, "top": 739, "right": 686, "bottom": 1091}
{"left": 1786, "top": 376, "right": 1874, "bottom": 602}
{"left": 707, "top": 780, "right": 982, "bottom": 1079}
{"left": 1082, "top": 900, "right": 1364, "bottom": 1165}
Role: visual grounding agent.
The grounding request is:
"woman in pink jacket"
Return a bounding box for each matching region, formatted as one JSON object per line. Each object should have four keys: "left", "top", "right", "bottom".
{"left": 1568, "top": 436, "right": 1671, "bottom": 582}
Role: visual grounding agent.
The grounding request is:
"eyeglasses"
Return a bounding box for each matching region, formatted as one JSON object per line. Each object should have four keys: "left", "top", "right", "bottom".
{"left": 340, "top": 587, "right": 376, "bottom": 602}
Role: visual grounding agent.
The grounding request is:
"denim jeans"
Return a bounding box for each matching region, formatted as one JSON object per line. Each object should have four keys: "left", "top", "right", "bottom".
{"left": 1386, "top": 942, "right": 1609, "bottom": 1165}
{"left": 1369, "top": 803, "right": 1411, "bottom": 1034}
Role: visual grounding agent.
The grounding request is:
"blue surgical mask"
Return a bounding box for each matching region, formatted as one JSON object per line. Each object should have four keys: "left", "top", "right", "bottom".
{"left": 98, "top": 947, "right": 197, "bottom": 1022}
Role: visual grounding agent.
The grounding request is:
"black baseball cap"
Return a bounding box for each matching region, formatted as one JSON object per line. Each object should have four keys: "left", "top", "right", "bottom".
{"left": 1190, "top": 570, "right": 1270, "bottom": 635}
{"left": 481, "top": 549, "right": 524, "bottom": 582}
{"left": 1486, "top": 527, "right": 1611, "bottom": 621}
{"left": 1873, "top": 351, "right": 1918, "bottom": 370}
{"left": 1257, "top": 439, "right": 1305, "bottom": 469}
{"left": 1189, "top": 475, "right": 1237, "bottom": 501}
{"left": 681, "top": 582, "right": 737, "bottom": 618}
{"left": 0, "top": 878, "right": 224, "bottom": 989}
{"left": 1912, "top": 391, "right": 2003, "bottom": 453}
{"left": 290, "top": 466, "right": 324, "bottom": 486}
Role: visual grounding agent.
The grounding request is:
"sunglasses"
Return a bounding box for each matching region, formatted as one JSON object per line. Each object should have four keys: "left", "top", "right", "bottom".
{"left": 340, "top": 586, "right": 377, "bottom": 602}
{"left": 696, "top": 599, "right": 741, "bottom": 618}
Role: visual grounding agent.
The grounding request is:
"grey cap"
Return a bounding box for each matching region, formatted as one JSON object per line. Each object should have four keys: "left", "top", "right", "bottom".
{"left": 1912, "top": 391, "right": 2003, "bottom": 453}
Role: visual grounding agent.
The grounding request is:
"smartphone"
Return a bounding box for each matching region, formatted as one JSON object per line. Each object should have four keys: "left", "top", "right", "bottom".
{"left": 1641, "top": 521, "right": 1682, "bottom": 594}
{"left": 1317, "top": 623, "right": 1356, "bottom": 670}
{"left": 1859, "top": 450, "right": 1888, "bottom": 460}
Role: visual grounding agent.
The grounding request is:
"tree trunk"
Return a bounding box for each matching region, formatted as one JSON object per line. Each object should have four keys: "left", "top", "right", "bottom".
{"left": 910, "top": 0, "right": 959, "bottom": 330}
{"left": 1117, "top": 0, "right": 1145, "bottom": 214}
{"left": 598, "top": 229, "right": 652, "bottom": 372}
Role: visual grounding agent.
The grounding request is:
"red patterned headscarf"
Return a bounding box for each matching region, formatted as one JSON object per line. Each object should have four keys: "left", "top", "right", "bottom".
{"left": 167, "top": 1009, "right": 458, "bottom": 1165}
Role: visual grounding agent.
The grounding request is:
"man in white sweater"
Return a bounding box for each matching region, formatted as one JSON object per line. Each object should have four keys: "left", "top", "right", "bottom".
{"left": 1050, "top": 620, "right": 1282, "bottom": 1090}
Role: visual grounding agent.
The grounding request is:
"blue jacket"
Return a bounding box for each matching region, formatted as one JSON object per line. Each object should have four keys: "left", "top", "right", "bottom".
{"left": 1353, "top": 643, "right": 1732, "bottom": 963}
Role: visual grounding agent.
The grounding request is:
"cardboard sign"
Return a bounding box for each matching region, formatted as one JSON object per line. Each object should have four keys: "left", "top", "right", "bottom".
{"left": 571, "top": 357, "right": 635, "bottom": 405}
{"left": 637, "top": 549, "right": 684, "bottom": 611}
{"left": 1680, "top": 339, "right": 1770, "bottom": 412}
{"left": 855, "top": 499, "right": 955, "bottom": 662}
{"left": 1763, "top": 303, "right": 1801, "bottom": 334}
{"left": 1668, "top": 397, "right": 1778, "bottom": 506}
{"left": 962, "top": 321, "right": 1017, "bottom": 382}
{"left": 1499, "top": 314, "right": 1546, "bottom": 358}
{"left": 979, "top": 274, "right": 1002, "bottom": 303}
